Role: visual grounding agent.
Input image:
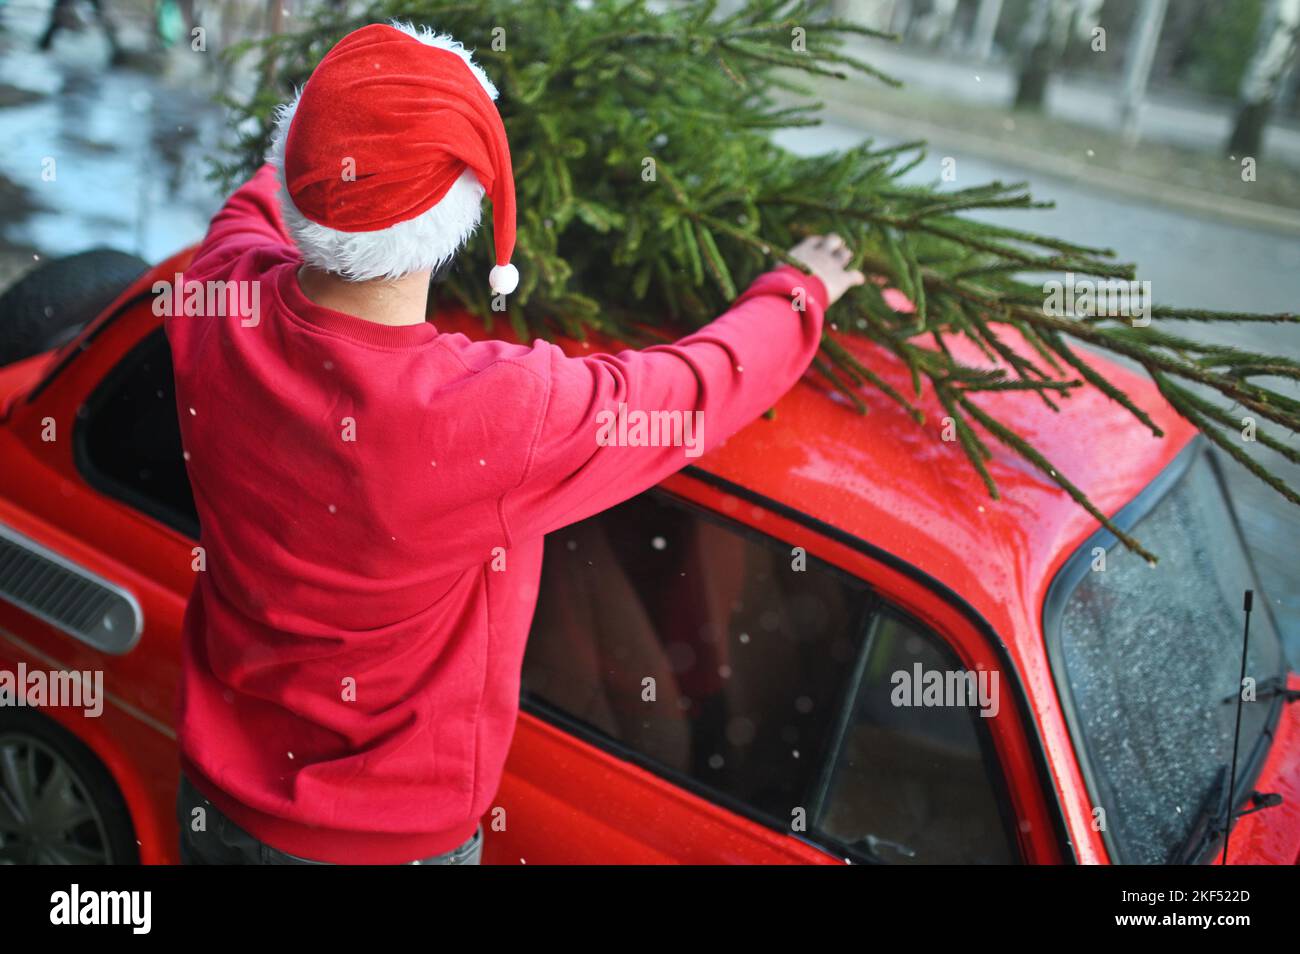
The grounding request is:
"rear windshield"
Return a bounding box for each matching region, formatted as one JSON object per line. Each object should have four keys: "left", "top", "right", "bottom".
{"left": 1045, "top": 440, "right": 1286, "bottom": 865}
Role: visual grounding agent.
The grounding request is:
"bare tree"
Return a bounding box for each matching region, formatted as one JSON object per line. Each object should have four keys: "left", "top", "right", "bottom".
{"left": 1013, "top": 0, "right": 1101, "bottom": 109}
{"left": 1227, "top": 0, "right": 1300, "bottom": 157}
{"left": 1015, "top": 0, "right": 1070, "bottom": 109}
{"left": 1118, "top": 0, "right": 1170, "bottom": 144}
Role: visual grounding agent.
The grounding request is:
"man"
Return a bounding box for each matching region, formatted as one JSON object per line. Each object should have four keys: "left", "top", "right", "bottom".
{"left": 169, "top": 21, "right": 863, "bottom": 865}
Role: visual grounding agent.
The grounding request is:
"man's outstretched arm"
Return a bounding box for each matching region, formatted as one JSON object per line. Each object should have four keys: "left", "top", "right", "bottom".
{"left": 500, "top": 234, "right": 864, "bottom": 543}
{"left": 189, "top": 164, "right": 293, "bottom": 273}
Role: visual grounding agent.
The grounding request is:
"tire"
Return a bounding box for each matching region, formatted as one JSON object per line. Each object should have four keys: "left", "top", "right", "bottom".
{"left": 0, "top": 706, "right": 140, "bottom": 864}
{"left": 0, "top": 248, "right": 149, "bottom": 365}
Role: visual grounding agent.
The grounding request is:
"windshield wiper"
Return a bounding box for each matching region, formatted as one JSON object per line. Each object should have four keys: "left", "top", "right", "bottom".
{"left": 1170, "top": 765, "right": 1229, "bottom": 864}
{"left": 1181, "top": 592, "right": 1288, "bottom": 864}
{"left": 1219, "top": 675, "right": 1300, "bottom": 705}
{"left": 1170, "top": 766, "right": 1284, "bottom": 864}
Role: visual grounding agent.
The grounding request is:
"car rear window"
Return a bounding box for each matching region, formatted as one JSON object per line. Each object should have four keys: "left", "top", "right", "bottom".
{"left": 1046, "top": 440, "right": 1286, "bottom": 864}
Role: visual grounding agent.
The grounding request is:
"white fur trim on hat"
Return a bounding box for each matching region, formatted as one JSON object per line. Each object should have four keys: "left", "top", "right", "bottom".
{"left": 266, "top": 22, "right": 499, "bottom": 282}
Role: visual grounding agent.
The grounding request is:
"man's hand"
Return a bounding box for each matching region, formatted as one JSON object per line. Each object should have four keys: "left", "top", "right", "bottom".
{"left": 789, "top": 234, "right": 866, "bottom": 306}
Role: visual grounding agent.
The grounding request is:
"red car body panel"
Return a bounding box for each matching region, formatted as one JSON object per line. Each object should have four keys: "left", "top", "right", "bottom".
{"left": 0, "top": 247, "right": 1296, "bottom": 864}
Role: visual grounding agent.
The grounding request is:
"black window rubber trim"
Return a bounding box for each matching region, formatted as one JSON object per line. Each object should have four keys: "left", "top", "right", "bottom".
{"left": 522, "top": 467, "right": 1077, "bottom": 864}
{"left": 1042, "top": 434, "right": 1286, "bottom": 865}
{"left": 24, "top": 289, "right": 154, "bottom": 406}
{"left": 28, "top": 301, "right": 203, "bottom": 539}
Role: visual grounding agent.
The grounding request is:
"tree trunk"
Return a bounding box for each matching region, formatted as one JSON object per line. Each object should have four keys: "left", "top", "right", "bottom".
{"left": 1014, "top": 0, "right": 1066, "bottom": 111}
{"left": 1227, "top": 0, "right": 1300, "bottom": 156}
{"left": 1118, "top": 0, "right": 1170, "bottom": 144}
{"left": 1015, "top": 46, "right": 1052, "bottom": 108}
{"left": 889, "top": 0, "right": 915, "bottom": 38}
{"left": 968, "top": 0, "right": 1004, "bottom": 61}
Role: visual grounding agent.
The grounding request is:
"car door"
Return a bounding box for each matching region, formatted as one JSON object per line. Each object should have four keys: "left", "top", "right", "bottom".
{"left": 495, "top": 477, "right": 1045, "bottom": 864}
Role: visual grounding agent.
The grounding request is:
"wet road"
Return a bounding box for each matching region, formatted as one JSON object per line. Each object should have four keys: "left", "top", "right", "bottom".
{"left": 0, "top": 22, "right": 225, "bottom": 276}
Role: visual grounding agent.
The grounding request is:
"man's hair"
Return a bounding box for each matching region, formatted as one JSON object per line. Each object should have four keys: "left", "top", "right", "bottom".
{"left": 267, "top": 21, "right": 499, "bottom": 282}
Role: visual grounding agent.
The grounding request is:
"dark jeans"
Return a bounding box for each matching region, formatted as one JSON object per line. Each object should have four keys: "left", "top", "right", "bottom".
{"left": 176, "top": 773, "right": 483, "bottom": 865}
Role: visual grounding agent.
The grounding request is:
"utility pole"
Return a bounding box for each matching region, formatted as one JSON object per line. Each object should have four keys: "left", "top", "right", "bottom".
{"left": 1118, "top": 0, "right": 1169, "bottom": 145}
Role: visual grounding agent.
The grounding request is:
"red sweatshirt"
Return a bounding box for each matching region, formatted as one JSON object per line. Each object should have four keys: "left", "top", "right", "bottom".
{"left": 167, "top": 164, "right": 827, "bottom": 863}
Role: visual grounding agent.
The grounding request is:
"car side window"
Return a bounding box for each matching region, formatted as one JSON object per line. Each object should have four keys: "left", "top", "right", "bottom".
{"left": 522, "top": 490, "right": 1018, "bottom": 863}
{"left": 74, "top": 328, "right": 198, "bottom": 537}
{"left": 815, "top": 608, "right": 1018, "bottom": 864}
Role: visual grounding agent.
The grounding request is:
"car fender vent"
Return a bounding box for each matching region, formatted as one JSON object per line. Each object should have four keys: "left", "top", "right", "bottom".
{"left": 0, "top": 521, "right": 141, "bottom": 654}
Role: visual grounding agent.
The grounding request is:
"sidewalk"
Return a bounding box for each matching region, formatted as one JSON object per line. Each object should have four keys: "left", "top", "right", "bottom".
{"left": 843, "top": 39, "right": 1300, "bottom": 166}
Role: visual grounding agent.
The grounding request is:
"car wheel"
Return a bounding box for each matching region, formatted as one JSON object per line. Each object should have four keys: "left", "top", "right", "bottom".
{"left": 0, "top": 707, "right": 139, "bottom": 864}
{"left": 0, "top": 248, "right": 149, "bottom": 365}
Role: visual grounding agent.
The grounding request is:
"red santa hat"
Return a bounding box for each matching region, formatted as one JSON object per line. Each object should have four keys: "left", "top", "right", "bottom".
{"left": 268, "top": 22, "right": 518, "bottom": 294}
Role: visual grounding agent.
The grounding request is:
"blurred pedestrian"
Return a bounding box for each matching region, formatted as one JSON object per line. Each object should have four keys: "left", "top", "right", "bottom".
{"left": 38, "top": 0, "right": 124, "bottom": 62}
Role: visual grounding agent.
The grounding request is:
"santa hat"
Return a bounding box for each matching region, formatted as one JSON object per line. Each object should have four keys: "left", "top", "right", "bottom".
{"left": 268, "top": 22, "right": 518, "bottom": 294}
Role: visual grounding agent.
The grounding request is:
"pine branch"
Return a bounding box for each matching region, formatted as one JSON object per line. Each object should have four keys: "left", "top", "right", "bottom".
{"left": 958, "top": 395, "right": 1159, "bottom": 564}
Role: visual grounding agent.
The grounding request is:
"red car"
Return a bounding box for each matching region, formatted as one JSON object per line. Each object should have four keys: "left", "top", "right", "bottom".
{"left": 0, "top": 246, "right": 1297, "bottom": 865}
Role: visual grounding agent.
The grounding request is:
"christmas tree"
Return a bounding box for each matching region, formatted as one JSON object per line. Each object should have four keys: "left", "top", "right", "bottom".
{"left": 218, "top": 0, "right": 1300, "bottom": 562}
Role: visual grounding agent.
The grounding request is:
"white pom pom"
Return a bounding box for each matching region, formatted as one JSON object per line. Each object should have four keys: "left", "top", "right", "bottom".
{"left": 489, "top": 263, "right": 519, "bottom": 295}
